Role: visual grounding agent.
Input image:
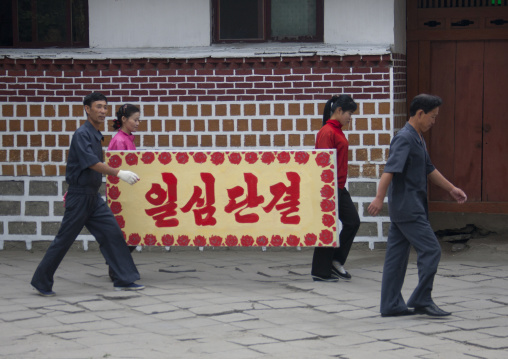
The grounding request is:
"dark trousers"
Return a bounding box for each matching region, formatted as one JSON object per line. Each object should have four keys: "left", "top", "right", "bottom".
{"left": 108, "top": 245, "right": 137, "bottom": 281}
{"left": 312, "top": 188, "right": 360, "bottom": 277}
{"left": 380, "top": 217, "right": 441, "bottom": 315}
{"left": 31, "top": 191, "right": 140, "bottom": 291}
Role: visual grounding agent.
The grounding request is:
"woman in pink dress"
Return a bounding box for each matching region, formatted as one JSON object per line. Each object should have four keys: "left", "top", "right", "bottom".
{"left": 107, "top": 104, "right": 140, "bottom": 281}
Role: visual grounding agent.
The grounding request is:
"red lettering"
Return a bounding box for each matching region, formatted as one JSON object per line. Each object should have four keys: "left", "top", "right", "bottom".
{"left": 144, "top": 173, "right": 179, "bottom": 227}
{"left": 263, "top": 172, "right": 301, "bottom": 224}
{"left": 181, "top": 173, "right": 217, "bottom": 226}
{"left": 224, "top": 173, "right": 264, "bottom": 223}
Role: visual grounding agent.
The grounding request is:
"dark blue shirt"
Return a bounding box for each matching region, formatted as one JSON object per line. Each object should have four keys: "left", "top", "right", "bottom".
{"left": 384, "top": 122, "right": 435, "bottom": 222}
{"left": 65, "top": 121, "right": 104, "bottom": 190}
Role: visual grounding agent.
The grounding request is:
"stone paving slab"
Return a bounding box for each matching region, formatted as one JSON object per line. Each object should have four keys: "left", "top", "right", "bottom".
{"left": 0, "top": 236, "right": 507, "bottom": 359}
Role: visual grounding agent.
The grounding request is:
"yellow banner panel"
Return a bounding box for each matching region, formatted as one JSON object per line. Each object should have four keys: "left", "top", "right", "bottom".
{"left": 106, "top": 150, "right": 338, "bottom": 247}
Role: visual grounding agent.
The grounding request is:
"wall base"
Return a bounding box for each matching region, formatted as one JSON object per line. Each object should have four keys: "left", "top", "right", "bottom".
{"left": 429, "top": 212, "right": 508, "bottom": 235}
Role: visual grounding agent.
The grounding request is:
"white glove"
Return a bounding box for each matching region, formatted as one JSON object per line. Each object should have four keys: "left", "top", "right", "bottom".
{"left": 117, "top": 170, "right": 140, "bottom": 185}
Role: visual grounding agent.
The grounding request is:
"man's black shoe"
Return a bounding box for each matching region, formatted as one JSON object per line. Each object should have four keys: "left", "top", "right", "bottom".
{"left": 32, "top": 285, "right": 56, "bottom": 297}
{"left": 414, "top": 303, "right": 451, "bottom": 317}
{"left": 312, "top": 275, "right": 339, "bottom": 282}
{"left": 381, "top": 308, "right": 415, "bottom": 317}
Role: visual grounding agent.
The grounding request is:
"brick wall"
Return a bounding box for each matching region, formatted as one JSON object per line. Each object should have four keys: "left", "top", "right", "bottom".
{"left": 392, "top": 53, "right": 407, "bottom": 131}
{"left": 0, "top": 53, "right": 400, "bottom": 249}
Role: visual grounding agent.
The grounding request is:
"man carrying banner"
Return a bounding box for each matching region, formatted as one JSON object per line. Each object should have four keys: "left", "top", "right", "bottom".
{"left": 31, "top": 92, "right": 144, "bottom": 296}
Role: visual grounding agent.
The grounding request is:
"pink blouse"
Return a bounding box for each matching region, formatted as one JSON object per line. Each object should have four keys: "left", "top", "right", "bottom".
{"left": 108, "top": 130, "right": 136, "bottom": 151}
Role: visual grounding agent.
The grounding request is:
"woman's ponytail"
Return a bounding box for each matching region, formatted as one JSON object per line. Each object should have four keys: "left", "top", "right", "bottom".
{"left": 322, "top": 95, "right": 357, "bottom": 127}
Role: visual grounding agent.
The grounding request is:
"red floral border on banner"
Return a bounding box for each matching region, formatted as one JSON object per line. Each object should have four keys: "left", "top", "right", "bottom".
{"left": 106, "top": 151, "right": 337, "bottom": 247}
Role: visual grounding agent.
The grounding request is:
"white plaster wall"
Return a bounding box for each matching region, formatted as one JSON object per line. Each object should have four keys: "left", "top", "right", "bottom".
{"left": 324, "top": 0, "right": 395, "bottom": 46}
{"left": 88, "top": 0, "right": 210, "bottom": 48}
{"left": 88, "top": 0, "right": 399, "bottom": 50}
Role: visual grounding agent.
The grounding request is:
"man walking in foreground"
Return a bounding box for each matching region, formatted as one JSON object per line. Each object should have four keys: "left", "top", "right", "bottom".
{"left": 368, "top": 94, "right": 467, "bottom": 317}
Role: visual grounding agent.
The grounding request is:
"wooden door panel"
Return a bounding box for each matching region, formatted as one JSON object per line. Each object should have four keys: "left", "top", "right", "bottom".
{"left": 429, "top": 41, "right": 456, "bottom": 201}
{"left": 483, "top": 41, "right": 508, "bottom": 201}
{"left": 407, "top": 0, "right": 508, "bottom": 209}
{"left": 418, "top": 41, "right": 431, "bottom": 94}
{"left": 406, "top": 41, "right": 420, "bottom": 116}
{"left": 454, "top": 41, "right": 484, "bottom": 201}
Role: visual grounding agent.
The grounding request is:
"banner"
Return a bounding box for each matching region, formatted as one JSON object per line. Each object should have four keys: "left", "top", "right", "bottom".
{"left": 106, "top": 150, "right": 338, "bottom": 247}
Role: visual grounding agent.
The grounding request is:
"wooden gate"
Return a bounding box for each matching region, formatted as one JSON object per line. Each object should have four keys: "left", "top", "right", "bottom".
{"left": 407, "top": 0, "right": 508, "bottom": 213}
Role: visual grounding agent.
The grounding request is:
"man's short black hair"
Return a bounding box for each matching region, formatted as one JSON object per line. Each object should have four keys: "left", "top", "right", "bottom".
{"left": 409, "top": 94, "right": 442, "bottom": 117}
{"left": 83, "top": 92, "right": 108, "bottom": 107}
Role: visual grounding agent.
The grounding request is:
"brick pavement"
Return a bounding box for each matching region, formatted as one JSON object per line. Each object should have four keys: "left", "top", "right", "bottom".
{"left": 0, "top": 237, "right": 507, "bottom": 359}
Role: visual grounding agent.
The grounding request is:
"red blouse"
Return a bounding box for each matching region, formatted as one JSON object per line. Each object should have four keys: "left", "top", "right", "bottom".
{"left": 315, "top": 119, "right": 349, "bottom": 189}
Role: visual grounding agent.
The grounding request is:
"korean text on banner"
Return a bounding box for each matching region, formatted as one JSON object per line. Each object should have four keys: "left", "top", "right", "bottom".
{"left": 106, "top": 150, "right": 338, "bottom": 247}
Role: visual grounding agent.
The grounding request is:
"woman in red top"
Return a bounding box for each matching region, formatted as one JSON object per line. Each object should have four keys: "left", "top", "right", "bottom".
{"left": 312, "top": 95, "right": 361, "bottom": 282}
